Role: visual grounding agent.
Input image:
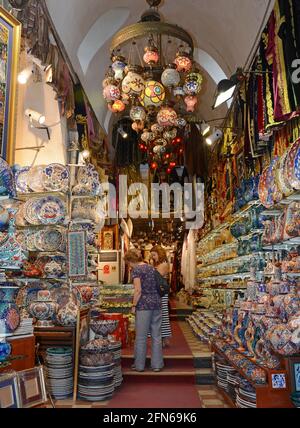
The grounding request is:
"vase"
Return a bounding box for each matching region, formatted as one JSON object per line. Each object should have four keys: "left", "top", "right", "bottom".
{"left": 0, "top": 285, "right": 21, "bottom": 335}
{"left": 0, "top": 338, "right": 11, "bottom": 362}
{"left": 57, "top": 301, "right": 78, "bottom": 327}
{"left": 29, "top": 291, "right": 58, "bottom": 328}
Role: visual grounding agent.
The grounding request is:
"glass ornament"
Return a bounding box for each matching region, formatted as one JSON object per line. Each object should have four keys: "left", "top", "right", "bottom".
{"left": 183, "top": 80, "right": 201, "bottom": 95}
{"left": 112, "top": 57, "right": 126, "bottom": 81}
{"left": 157, "top": 106, "right": 178, "bottom": 127}
{"left": 132, "top": 120, "right": 145, "bottom": 132}
{"left": 103, "top": 84, "right": 121, "bottom": 102}
{"left": 130, "top": 106, "right": 146, "bottom": 122}
{"left": 122, "top": 70, "right": 145, "bottom": 96}
{"left": 143, "top": 47, "right": 159, "bottom": 65}
{"left": 151, "top": 123, "right": 164, "bottom": 134}
{"left": 173, "top": 86, "right": 185, "bottom": 97}
{"left": 140, "top": 80, "right": 166, "bottom": 108}
{"left": 111, "top": 100, "right": 126, "bottom": 113}
{"left": 174, "top": 53, "right": 192, "bottom": 73}
{"left": 141, "top": 131, "right": 155, "bottom": 143}
{"left": 161, "top": 64, "right": 181, "bottom": 87}
{"left": 184, "top": 95, "right": 198, "bottom": 112}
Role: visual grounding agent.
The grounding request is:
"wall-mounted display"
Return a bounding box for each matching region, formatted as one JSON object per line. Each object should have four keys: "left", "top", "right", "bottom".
{"left": 67, "top": 231, "right": 87, "bottom": 279}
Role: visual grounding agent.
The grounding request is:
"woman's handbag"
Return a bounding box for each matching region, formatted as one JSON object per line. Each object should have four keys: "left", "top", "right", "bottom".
{"left": 154, "top": 270, "right": 170, "bottom": 297}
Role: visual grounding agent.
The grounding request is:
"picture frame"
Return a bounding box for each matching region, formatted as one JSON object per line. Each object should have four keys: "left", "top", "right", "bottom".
{"left": 102, "top": 230, "right": 114, "bottom": 250}
{"left": 288, "top": 357, "right": 300, "bottom": 393}
{"left": 17, "top": 366, "right": 47, "bottom": 408}
{"left": 67, "top": 230, "right": 87, "bottom": 279}
{"left": 0, "top": 373, "right": 20, "bottom": 408}
{"left": 73, "top": 307, "right": 90, "bottom": 401}
{"left": 269, "top": 371, "right": 288, "bottom": 391}
{"left": 0, "top": 7, "right": 21, "bottom": 164}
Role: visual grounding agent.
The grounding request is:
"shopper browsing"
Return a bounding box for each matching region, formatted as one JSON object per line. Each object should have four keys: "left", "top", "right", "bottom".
{"left": 124, "top": 249, "right": 164, "bottom": 373}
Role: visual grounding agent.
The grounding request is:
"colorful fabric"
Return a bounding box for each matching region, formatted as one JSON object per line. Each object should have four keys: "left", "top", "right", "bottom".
{"left": 132, "top": 264, "right": 161, "bottom": 311}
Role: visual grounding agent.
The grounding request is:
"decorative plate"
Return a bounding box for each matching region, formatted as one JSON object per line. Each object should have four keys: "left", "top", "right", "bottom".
{"left": 15, "top": 167, "right": 30, "bottom": 194}
{"left": 51, "top": 288, "right": 71, "bottom": 309}
{"left": 25, "top": 230, "right": 38, "bottom": 251}
{"left": 28, "top": 166, "right": 46, "bottom": 193}
{"left": 36, "top": 196, "right": 66, "bottom": 225}
{"left": 15, "top": 231, "right": 27, "bottom": 250}
{"left": 291, "top": 139, "right": 300, "bottom": 189}
{"left": 0, "top": 158, "right": 17, "bottom": 198}
{"left": 276, "top": 151, "right": 293, "bottom": 196}
{"left": 42, "top": 164, "right": 69, "bottom": 192}
{"left": 269, "top": 157, "right": 283, "bottom": 203}
{"left": 24, "top": 198, "right": 40, "bottom": 225}
{"left": 16, "top": 203, "right": 29, "bottom": 227}
{"left": 43, "top": 228, "right": 65, "bottom": 252}
{"left": 258, "top": 167, "right": 270, "bottom": 208}
{"left": 285, "top": 139, "right": 300, "bottom": 190}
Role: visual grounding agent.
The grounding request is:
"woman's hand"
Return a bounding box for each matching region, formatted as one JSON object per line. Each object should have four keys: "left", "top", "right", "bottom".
{"left": 131, "top": 306, "right": 136, "bottom": 314}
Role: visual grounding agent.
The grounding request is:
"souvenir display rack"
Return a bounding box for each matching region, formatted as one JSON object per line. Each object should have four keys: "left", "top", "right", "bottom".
{"left": 99, "top": 284, "right": 134, "bottom": 314}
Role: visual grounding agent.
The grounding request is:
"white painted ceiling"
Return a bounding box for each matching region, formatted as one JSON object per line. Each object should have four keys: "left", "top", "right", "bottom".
{"left": 45, "top": 0, "right": 275, "bottom": 133}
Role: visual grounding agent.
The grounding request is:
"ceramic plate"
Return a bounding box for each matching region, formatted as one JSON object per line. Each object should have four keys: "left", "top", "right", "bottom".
{"left": 24, "top": 198, "right": 40, "bottom": 225}
{"left": 291, "top": 139, "right": 300, "bottom": 189}
{"left": 28, "top": 165, "right": 46, "bottom": 193}
{"left": 16, "top": 204, "right": 29, "bottom": 227}
{"left": 15, "top": 167, "right": 30, "bottom": 194}
{"left": 285, "top": 139, "right": 300, "bottom": 189}
{"left": 42, "top": 164, "right": 69, "bottom": 192}
{"left": 36, "top": 196, "right": 66, "bottom": 225}
{"left": 25, "top": 230, "right": 38, "bottom": 251}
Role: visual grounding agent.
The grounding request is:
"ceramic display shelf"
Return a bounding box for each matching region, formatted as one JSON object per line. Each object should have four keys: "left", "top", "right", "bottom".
{"left": 211, "top": 342, "right": 294, "bottom": 409}
{"left": 17, "top": 191, "right": 68, "bottom": 200}
{"left": 197, "top": 252, "right": 265, "bottom": 273}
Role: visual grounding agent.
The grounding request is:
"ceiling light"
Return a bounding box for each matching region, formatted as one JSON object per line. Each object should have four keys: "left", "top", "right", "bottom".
{"left": 81, "top": 149, "right": 90, "bottom": 160}
{"left": 24, "top": 109, "right": 46, "bottom": 125}
{"left": 118, "top": 127, "right": 128, "bottom": 139}
{"left": 201, "top": 122, "right": 211, "bottom": 137}
{"left": 212, "top": 79, "right": 237, "bottom": 109}
{"left": 18, "top": 67, "right": 33, "bottom": 85}
{"left": 206, "top": 129, "right": 223, "bottom": 146}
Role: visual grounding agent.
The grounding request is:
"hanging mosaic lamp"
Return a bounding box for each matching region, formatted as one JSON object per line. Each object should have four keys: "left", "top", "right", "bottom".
{"left": 103, "top": 84, "right": 121, "bottom": 102}
{"left": 174, "top": 51, "right": 192, "bottom": 73}
{"left": 111, "top": 56, "right": 127, "bottom": 81}
{"left": 157, "top": 106, "right": 178, "bottom": 127}
{"left": 140, "top": 80, "right": 166, "bottom": 108}
{"left": 111, "top": 100, "right": 126, "bottom": 113}
{"left": 130, "top": 105, "right": 147, "bottom": 122}
{"left": 151, "top": 123, "right": 164, "bottom": 134}
{"left": 184, "top": 95, "right": 198, "bottom": 112}
{"left": 132, "top": 120, "right": 145, "bottom": 132}
{"left": 161, "top": 64, "right": 181, "bottom": 88}
{"left": 122, "top": 67, "right": 145, "bottom": 97}
{"left": 143, "top": 46, "right": 160, "bottom": 65}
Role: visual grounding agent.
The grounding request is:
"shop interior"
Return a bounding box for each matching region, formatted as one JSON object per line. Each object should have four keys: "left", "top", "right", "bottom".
{"left": 0, "top": 0, "right": 300, "bottom": 409}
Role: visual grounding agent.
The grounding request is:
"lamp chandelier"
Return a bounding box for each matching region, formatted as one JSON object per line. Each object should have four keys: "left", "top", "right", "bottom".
{"left": 103, "top": 0, "right": 204, "bottom": 174}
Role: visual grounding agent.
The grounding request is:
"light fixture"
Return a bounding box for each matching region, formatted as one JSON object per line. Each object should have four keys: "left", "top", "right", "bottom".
{"left": 212, "top": 68, "right": 245, "bottom": 109}
{"left": 18, "top": 67, "right": 33, "bottom": 85}
{"left": 81, "top": 149, "right": 90, "bottom": 160}
{"left": 118, "top": 126, "right": 128, "bottom": 139}
{"left": 200, "top": 122, "right": 211, "bottom": 137}
{"left": 25, "top": 109, "right": 46, "bottom": 125}
{"left": 206, "top": 129, "right": 223, "bottom": 146}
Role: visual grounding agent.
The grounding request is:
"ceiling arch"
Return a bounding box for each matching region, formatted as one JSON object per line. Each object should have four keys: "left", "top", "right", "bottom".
{"left": 45, "top": 0, "right": 275, "bottom": 130}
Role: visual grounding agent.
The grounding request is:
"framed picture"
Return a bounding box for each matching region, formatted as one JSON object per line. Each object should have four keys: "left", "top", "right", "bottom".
{"left": 67, "top": 230, "right": 87, "bottom": 279}
{"left": 17, "top": 366, "right": 47, "bottom": 408}
{"left": 288, "top": 357, "right": 300, "bottom": 393}
{"left": 102, "top": 230, "right": 114, "bottom": 250}
{"left": 73, "top": 307, "right": 90, "bottom": 401}
{"left": 0, "top": 374, "right": 20, "bottom": 408}
{"left": 270, "top": 371, "right": 288, "bottom": 391}
{"left": 0, "top": 7, "right": 21, "bottom": 163}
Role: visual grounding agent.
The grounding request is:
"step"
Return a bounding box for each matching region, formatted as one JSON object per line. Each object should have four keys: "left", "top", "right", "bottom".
{"left": 123, "top": 368, "right": 196, "bottom": 384}
{"left": 122, "top": 356, "right": 195, "bottom": 370}
{"left": 195, "top": 368, "right": 215, "bottom": 385}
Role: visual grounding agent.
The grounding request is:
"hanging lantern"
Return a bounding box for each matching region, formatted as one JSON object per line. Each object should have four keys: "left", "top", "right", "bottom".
{"left": 122, "top": 68, "right": 145, "bottom": 97}
{"left": 174, "top": 51, "right": 192, "bottom": 73}
{"left": 183, "top": 80, "right": 201, "bottom": 95}
{"left": 163, "top": 128, "right": 177, "bottom": 141}
{"left": 157, "top": 106, "right": 177, "bottom": 127}
{"left": 175, "top": 117, "right": 187, "bottom": 128}
{"left": 130, "top": 106, "right": 146, "bottom": 122}
{"left": 111, "top": 100, "right": 126, "bottom": 113}
{"left": 161, "top": 64, "right": 180, "bottom": 88}
{"left": 103, "top": 84, "right": 121, "bottom": 102}
{"left": 173, "top": 86, "right": 185, "bottom": 98}
{"left": 102, "top": 75, "right": 114, "bottom": 88}
{"left": 151, "top": 123, "right": 164, "bottom": 135}
{"left": 132, "top": 120, "right": 145, "bottom": 132}
{"left": 184, "top": 95, "right": 198, "bottom": 112}
{"left": 111, "top": 56, "right": 126, "bottom": 81}
{"left": 151, "top": 162, "right": 158, "bottom": 170}
{"left": 153, "top": 145, "right": 162, "bottom": 154}
{"left": 186, "top": 71, "right": 203, "bottom": 86}
{"left": 154, "top": 137, "right": 168, "bottom": 147}
{"left": 140, "top": 80, "right": 166, "bottom": 108}
{"left": 141, "top": 131, "right": 155, "bottom": 143}
{"left": 143, "top": 46, "right": 159, "bottom": 65}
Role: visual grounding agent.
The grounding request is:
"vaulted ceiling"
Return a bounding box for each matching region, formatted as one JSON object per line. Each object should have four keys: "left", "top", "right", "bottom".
{"left": 45, "top": 0, "right": 275, "bottom": 133}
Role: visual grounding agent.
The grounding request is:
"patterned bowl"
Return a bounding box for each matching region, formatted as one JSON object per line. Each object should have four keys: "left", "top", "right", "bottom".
{"left": 90, "top": 320, "right": 119, "bottom": 337}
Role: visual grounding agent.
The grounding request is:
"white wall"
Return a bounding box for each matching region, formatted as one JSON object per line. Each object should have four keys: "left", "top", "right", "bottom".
{"left": 14, "top": 53, "right": 68, "bottom": 167}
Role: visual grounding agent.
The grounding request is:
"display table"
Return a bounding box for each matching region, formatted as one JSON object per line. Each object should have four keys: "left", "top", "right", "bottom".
{"left": 0, "top": 336, "right": 36, "bottom": 374}
{"left": 212, "top": 342, "right": 294, "bottom": 408}
{"left": 34, "top": 326, "right": 76, "bottom": 364}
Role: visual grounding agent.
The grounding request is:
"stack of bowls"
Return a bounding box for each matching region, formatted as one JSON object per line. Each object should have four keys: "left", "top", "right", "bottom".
{"left": 109, "top": 341, "right": 123, "bottom": 387}
{"left": 216, "top": 361, "right": 236, "bottom": 391}
{"left": 45, "top": 347, "right": 73, "bottom": 399}
{"left": 236, "top": 379, "right": 257, "bottom": 408}
{"left": 78, "top": 363, "right": 115, "bottom": 401}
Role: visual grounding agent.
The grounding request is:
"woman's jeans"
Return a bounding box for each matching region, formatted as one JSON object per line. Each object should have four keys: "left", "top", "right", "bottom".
{"left": 135, "top": 309, "right": 164, "bottom": 370}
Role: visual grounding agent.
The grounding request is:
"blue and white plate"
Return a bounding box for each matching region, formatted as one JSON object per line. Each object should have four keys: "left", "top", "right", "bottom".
{"left": 36, "top": 196, "right": 66, "bottom": 225}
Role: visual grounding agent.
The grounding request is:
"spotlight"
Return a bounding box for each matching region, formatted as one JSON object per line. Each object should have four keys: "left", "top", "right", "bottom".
{"left": 200, "top": 122, "right": 211, "bottom": 137}
{"left": 118, "top": 126, "right": 128, "bottom": 139}
{"left": 18, "top": 67, "right": 33, "bottom": 85}
{"left": 206, "top": 129, "right": 223, "bottom": 146}
{"left": 212, "top": 69, "right": 244, "bottom": 109}
{"left": 25, "top": 109, "right": 46, "bottom": 125}
{"left": 81, "top": 149, "right": 90, "bottom": 160}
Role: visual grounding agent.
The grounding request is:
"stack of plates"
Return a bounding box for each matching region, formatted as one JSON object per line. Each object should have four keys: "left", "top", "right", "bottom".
{"left": 216, "top": 361, "right": 235, "bottom": 391}
{"left": 227, "top": 371, "right": 239, "bottom": 401}
{"left": 236, "top": 380, "right": 257, "bottom": 408}
{"left": 78, "top": 363, "right": 115, "bottom": 401}
{"left": 11, "top": 319, "right": 34, "bottom": 337}
{"left": 45, "top": 347, "right": 73, "bottom": 399}
{"left": 109, "top": 341, "right": 123, "bottom": 388}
